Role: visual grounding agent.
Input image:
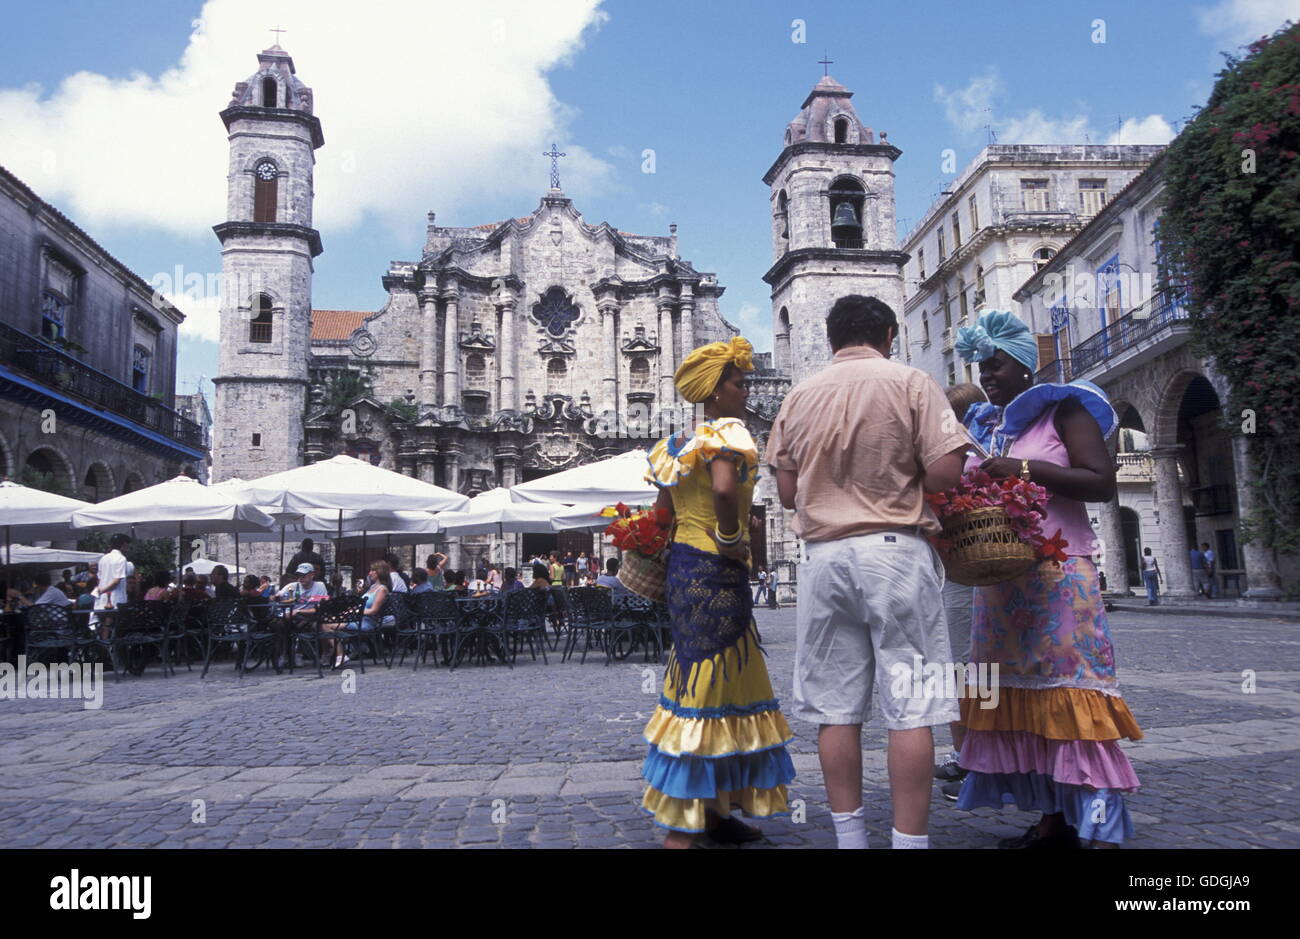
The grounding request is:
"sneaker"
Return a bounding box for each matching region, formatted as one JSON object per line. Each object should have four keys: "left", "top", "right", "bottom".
{"left": 997, "top": 822, "right": 1081, "bottom": 849}
{"left": 934, "top": 752, "right": 967, "bottom": 781}
{"left": 940, "top": 780, "right": 963, "bottom": 801}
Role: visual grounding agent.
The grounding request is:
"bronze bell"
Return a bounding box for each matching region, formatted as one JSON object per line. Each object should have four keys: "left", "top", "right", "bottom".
{"left": 831, "top": 200, "right": 859, "bottom": 228}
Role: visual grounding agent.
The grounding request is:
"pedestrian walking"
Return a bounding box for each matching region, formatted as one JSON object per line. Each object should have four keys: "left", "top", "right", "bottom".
{"left": 766, "top": 295, "right": 969, "bottom": 849}
{"left": 1140, "top": 548, "right": 1162, "bottom": 606}
{"left": 753, "top": 567, "right": 768, "bottom": 604}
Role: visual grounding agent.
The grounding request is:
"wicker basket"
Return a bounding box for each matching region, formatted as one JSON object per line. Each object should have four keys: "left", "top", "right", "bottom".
{"left": 938, "top": 506, "right": 1039, "bottom": 586}
{"left": 617, "top": 549, "right": 667, "bottom": 603}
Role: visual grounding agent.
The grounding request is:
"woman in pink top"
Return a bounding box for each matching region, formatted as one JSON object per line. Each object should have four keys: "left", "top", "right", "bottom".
{"left": 953, "top": 310, "right": 1142, "bottom": 849}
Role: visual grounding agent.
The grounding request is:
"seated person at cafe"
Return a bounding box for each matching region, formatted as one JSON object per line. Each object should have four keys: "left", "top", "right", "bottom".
{"left": 179, "top": 572, "right": 207, "bottom": 606}
{"left": 409, "top": 567, "right": 433, "bottom": 594}
{"left": 386, "top": 554, "right": 410, "bottom": 593}
{"left": 8, "top": 571, "right": 74, "bottom": 609}
{"left": 240, "top": 574, "right": 265, "bottom": 600}
{"left": 500, "top": 567, "right": 524, "bottom": 593}
{"left": 144, "top": 571, "right": 174, "bottom": 602}
{"left": 324, "top": 559, "right": 395, "bottom": 669}
{"left": 72, "top": 564, "right": 97, "bottom": 593}
{"left": 443, "top": 570, "right": 470, "bottom": 598}
{"left": 210, "top": 565, "right": 240, "bottom": 600}
{"left": 596, "top": 557, "right": 632, "bottom": 598}
{"left": 258, "top": 575, "right": 275, "bottom": 599}
{"left": 277, "top": 563, "right": 330, "bottom": 622}
{"left": 196, "top": 574, "right": 213, "bottom": 598}
{"left": 529, "top": 563, "right": 552, "bottom": 590}
{"left": 59, "top": 569, "right": 75, "bottom": 598}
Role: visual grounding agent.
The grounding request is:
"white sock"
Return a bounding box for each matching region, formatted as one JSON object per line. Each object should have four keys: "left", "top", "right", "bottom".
{"left": 892, "top": 828, "right": 929, "bottom": 849}
{"left": 831, "top": 805, "right": 869, "bottom": 849}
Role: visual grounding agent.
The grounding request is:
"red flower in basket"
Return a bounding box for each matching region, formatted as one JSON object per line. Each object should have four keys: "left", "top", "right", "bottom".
{"left": 604, "top": 505, "right": 672, "bottom": 558}
{"left": 1038, "top": 529, "right": 1070, "bottom": 564}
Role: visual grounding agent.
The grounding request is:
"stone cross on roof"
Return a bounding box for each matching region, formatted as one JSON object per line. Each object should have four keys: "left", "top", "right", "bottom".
{"left": 542, "top": 143, "right": 566, "bottom": 190}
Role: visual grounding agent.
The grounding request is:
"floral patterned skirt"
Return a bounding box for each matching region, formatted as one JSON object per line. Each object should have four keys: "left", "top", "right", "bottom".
{"left": 955, "top": 556, "right": 1143, "bottom": 843}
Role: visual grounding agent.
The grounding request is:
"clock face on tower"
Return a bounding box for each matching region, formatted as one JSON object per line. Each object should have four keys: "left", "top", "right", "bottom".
{"left": 255, "top": 161, "right": 277, "bottom": 181}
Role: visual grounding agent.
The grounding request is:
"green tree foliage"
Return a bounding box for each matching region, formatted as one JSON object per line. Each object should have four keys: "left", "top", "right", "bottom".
{"left": 1158, "top": 21, "right": 1300, "bottom": 552}
{"left": 76, "top": 530, "right": 179, "bottom": 587}
{"left": 321, "top": 369, "right": 374, "bottom": 413}
{"left": 386, "top": 398, "right": 419, "bottom": 422}
{"left": 18, "top": 465, "right": 75, "bottom": 498}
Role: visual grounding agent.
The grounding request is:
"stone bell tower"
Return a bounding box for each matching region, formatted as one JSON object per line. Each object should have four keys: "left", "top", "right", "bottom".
{"left": 211, "top": 44, "right": 323, "bottom": 485}
{"left": 763, "top": 73, "right": 907, "bottom": 384}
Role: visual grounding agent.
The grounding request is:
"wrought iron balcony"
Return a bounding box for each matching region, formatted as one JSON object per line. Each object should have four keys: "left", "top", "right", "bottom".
{"left": 0, "top": 320, "right": 204, "bottom": 450}
{"left": 1035, "top": 289, "right": 1190, "bottom": 384}
{"left": 1191, "top": 483, "right": 1235, "bottom": 517}
{"left": 832, "top": 237, "right": 865, "bottom": 249}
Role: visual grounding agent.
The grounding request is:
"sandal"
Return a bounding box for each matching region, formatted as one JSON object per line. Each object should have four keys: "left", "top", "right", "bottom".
{"left": 707, "top": 816, "right": 764, "bottom": 845}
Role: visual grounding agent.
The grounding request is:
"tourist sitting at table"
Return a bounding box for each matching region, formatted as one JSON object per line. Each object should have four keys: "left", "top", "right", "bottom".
{"left": 278, "top": 563, "right": 330, "bottom": 619}
{"left": 179, "top": 572, "right": 207, "bottom": 606}
{"left": 425, "top": 553, "right": 447, "bottom": 590}
{"left": 596, "top": 557, "right": 632, "bottom": 598}
{"left": 258, "top": 575, "right": 275, "bottom": 600}
{"left": 144, "top": 571, "right": 174, "bottom": 603}
{"left": 195, "top": 574, "right": 213, "bottom": 599}
{"left": 441, "top": 570, "right": 469, "bottom": 598}
{"left": 529, "top": 563, "right": 551, "bottom": 590}
{"left": 240, "top": 574, "right": 264, "bottom": 601}
{"left": 9, "top": 571, "right": 74, "bottom": 609}
{"left": 72, "top": 563, "right": 97, "bottom": 593}
{"left": 386, "top": 554, "right": 410, "bottom": 593}
{"left": 58, "top": 569, "right": 75, "bottom": 598}
{"left": 501, "top": 567, "right": 524, "bottom": 593}
{"left": 324, "top": 560, "right": 394, "bottom": 669}
{"left": 409, "top": 567, "right": 433, "bottom": 594}
{"left": 210, "top": 565, "right": 239, "bottom": 600}
{"left": 486, "top": 564, "right": 503, "bottom": 592}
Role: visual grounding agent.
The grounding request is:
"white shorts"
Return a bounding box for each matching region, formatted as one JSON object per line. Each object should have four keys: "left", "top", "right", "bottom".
{"left": 793, "top": 530, "right": 961, "bottom": 731}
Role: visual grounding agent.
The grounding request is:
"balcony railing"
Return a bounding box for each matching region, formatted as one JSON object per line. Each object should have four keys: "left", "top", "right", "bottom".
{"left": 832, "top": 237, "right": 865, "bottom": 249}
{"left": 1191, "top": 483, "right": 1235, "bottom": 517}
{"left": 1035, "top": 289, "right": 1190, "bottom": 384}
{"left": 0, "top": 320, "right": 204, "bottom": 450}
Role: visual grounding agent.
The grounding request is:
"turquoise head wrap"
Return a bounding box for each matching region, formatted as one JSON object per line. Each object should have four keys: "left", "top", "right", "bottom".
{"left": 955, "top": 310, "right": 1037, "bottom": 371}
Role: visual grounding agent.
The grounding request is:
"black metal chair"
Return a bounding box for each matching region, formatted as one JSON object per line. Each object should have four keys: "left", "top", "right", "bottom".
{"left": 200, "top": 599, "right": 278, "bottom": 678}
{"left": 397, "top": 591, "right": 459, "bottom": 670}
{"left": 289, "top": 596, "right": 363, "bottom": 678}
{"left": 545, "top": 585, "right": 571, "bottom": 649}
{"left": 608, "top": 593, "right": 666, "bottom": 664}
{"left": 23, "top": 604, "right": 87, "bottom": 665}
{"left": 562, "top": 587, "right": 613, "bottom": 664}
{"left": 335, "top": 591, "right": 406, "bottom": 672}
{"left": 96, "top": 601, "right": 169, "bottom": 681}
{"left": 501, "top": 589, "right": 549, "bottom": 664}
{"left": 450, "top": 596, "right": 509, "bottom": 670}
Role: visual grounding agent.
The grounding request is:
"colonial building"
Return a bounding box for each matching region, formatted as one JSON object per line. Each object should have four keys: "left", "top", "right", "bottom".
{"left": 211, "top": 45, "right": 740, "bottom": 573}
{"left": 0, "top": 164, "right": 203, "bottom": 502}
{"left": 899, "top": 145, "right": 1165, "bottom": 386}
{"left": 1015, "top": 153, "right": 1292, "bottom": 599}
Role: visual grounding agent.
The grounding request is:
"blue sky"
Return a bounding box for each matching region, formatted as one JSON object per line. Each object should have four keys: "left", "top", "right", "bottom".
{"left": 2, "top": 0, "right": 1294, "bottom": 403}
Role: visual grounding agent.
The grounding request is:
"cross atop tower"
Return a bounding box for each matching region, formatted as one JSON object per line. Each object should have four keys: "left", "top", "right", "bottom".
{"left": 818, "top": 54, "right": 833, "bottom": 77}
{"left": 542, "top": 142, "right": 566, "bottom": 190}
{"left": 269, "top": 25, "right": 287, "bottom": 44}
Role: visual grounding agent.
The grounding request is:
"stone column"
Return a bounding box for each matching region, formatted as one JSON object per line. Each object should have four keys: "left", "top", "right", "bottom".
{"left": 678, "top": 284, "right": 695, "bottom": 360}
{"left": 1229, "top": 433, "right": 1284, "bottom": 598}
{"left": 418, "top": 450, "right": 438, "bottom": 485}
{"left": 443, "top": 450, "right": 461, "bottom": 570}
{"left": 498, "top": 452, "right": 519, "bottom": 570}
{"left": 657, "top": 295, "right": 675, "bottom": 406}
{"left": 1151, "top": 446, "right": 1194, "bottom": 597}
{"left": 1094, "top": 493, "right": 1132, "bottom": 595}
{"left": 599, "top": 300, "right": 619, "bottom": 415}
{"left": 442, "top": 284, "right": 460, "bottom": 407}
{"left": 496, "top": 293, "right": 517, "bottom": 411}
{"left": 418, "top": 287, "right": 439, "bottom": 409}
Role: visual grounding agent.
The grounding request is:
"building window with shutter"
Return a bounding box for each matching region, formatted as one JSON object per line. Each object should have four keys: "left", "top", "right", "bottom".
{"left": 922, "top": 316, "right": 931, "bottom": 346}
{"left": 958, "top": 278, "right": 969, "bottom": 321}
{"left": 1079, "top": 179, "right": 1107, "bottom": 216}
{"left": 1021, "top": 178, "right": 1049, "bottom": 211}
{"left": 41, "top": 253, "right": 77, "bottom": 342}
{"left": 253, "top": 160, "right": 278, "bottom": 223}
{"left": 937, "top": 227, "right": 946, "bottom": 261}
{"left": 951, "top": 212, "right": 961, "bottom": 248}
{"left": 41, "top": 291, "right": 68, "bottom": 342}
{"left": 917, "top": 248, "right": 926, "bottom": 280}
{"left": 968, "top": 194, "right": 979, "bottom": 232}
{"left": 974, "top": 265, "right": 986, "bottom": 310}
{"left": 1033, "top": 246, "right": 1056, "bottom": 271}
{"left": 942, "top": 290, "right": 952, "bottom": 330}
{"left": 132, "top": 345, "right": 151, "bottom": 393}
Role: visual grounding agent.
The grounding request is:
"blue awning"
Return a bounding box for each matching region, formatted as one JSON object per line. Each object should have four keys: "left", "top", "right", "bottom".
{"left": 0, "top": 366, "right": 206, "bottom": 462}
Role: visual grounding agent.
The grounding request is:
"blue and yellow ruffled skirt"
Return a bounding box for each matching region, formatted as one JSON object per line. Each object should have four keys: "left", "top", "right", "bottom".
{"left": 641, "top": 623, "right": 796, "bottom": 832}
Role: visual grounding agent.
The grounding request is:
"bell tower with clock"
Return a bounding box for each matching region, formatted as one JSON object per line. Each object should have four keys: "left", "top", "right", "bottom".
{"left": 211, "top": 43, "right": 324, "bottom": 485}
{"left": 762, "top": 72, "right": 907, "bottom": 385}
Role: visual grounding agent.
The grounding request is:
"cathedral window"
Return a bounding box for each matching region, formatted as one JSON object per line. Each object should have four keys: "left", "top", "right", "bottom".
{"left": 532, "top": 286, "right": 579, "bottom": 337}
{"left": 546, "top": 357, "right": 566, "bottom": 395}
{"left": 1033, "top": 246, "right": 1056, "bottom": 271}
{"left": 465, "top": 354, "right": 486, "bottom": 388}
{"left": 249, "top": 295, "right": 273, "bottom": 343}
{"left": 262, "top": 77, "right": 277, "bottom": 108}
{"left": 629, "top": 357, "right": 650, "bottom": 391}
{"left": 776, "top": 190, "right": 789, "bottom": 241}
{"left": 834, "top": 118, "right": 848, "bottom": 144}
{"left": 254, "top": 160, "right": 278, "bottom": 223}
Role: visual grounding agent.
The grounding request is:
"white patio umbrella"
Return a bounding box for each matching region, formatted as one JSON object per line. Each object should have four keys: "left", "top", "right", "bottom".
{"left": 508, "top": 449, "right": 658, "bottom": 505}
{"left": 71, "top": 475, "right": 276, "bottom": 579}
{"left": 549, "top": 504, "right": 618, "bottom": 532}
{"left": 178, "top": 557, "right": 246, "bottom": 576}
{"left": 0, "top": 481, "right": 93, "bottom": 583}
{"left": 239, "top": 456, "right": 465, "bottom": 578}
{"left": 3, "top": 545, "right": 102, "bottom": 566}
{"left": 435, "top": 489, "right": 570, "bottom": 536}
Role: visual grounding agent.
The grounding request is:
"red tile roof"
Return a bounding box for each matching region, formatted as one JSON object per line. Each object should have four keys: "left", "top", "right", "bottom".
{"left": 311, "top": 309, "right": 370, "bottom": 340}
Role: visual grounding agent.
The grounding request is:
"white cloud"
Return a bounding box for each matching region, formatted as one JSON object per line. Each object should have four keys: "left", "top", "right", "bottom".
{"left": 0, "top": 0, "right": 610, "bottom": 237}
{"left": 935, "top": 70, "right": 1173, "bottom": 146}
{"left": 639, "top": 201, "right": 669, "bottom": 216}
{"left": 165, "top": 291, "right": 223, "bottom": 344}
{"left": 732, "top": 302, "right": 772, "bottom": 353}
{"left": 1196, "top": 0, "right": 1300, "bottom": 49}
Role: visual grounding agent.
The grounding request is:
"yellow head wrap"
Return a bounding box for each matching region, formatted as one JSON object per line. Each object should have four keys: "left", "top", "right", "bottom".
{"left": 673, "top": 336, "right": 755, "bottom": 403}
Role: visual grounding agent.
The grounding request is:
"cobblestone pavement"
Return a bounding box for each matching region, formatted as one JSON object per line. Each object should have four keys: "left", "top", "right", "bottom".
{"left": 1, "top": 607, "right": 1297, "bottom": 849}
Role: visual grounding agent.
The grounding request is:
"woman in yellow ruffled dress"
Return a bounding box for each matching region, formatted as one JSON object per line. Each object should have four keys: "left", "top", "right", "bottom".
{"left": 641, "top": 336, "right": 796, "bottom": 849}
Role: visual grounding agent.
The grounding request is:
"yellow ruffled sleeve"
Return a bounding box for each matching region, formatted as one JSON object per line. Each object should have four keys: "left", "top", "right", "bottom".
{"left": 645, "top": 417, "right": 759, "bottom": 487}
